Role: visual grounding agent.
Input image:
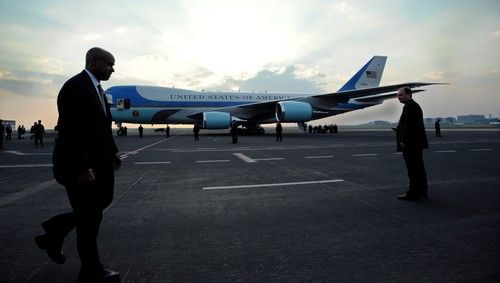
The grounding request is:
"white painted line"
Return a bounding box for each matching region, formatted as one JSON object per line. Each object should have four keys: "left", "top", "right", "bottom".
{"left": 254, "top": 158, "right": 285, "bottom": 161}
{"left": 352, "top": 153, "right": 378, "bottom": 157}
{"left": 203, "top": 179, "right": 344, "bottom": 190}
{"left": 0, "top": 164, "right": 52, "bottom": 168}
{"left": 134, "top": 161, "right": 171, "bottom": 165}
{"left": 296, "top": 145, "right": 316, "bottom": 149}
{"left": 469, "top": 148, "right": 492, "bottom": 152}
{"left": 196, "top": 160, "right": 231, "bottom": 163}
{"left": 305, "top": 155, "right": 334, "bottom": 159}
{"left": 435, "top": 150, "right": 457, "bottom": 153}
{"left": 0, "top": 179, "right": 57, "bottom": 207}
{"left": 233, "top": 153, "right": 256, "bottom": 163}
{"left": 5, "top": 150, "right": 51, "bottom": 156}
{"left": 121, "top": 138, "right": 168, "bottom": 159}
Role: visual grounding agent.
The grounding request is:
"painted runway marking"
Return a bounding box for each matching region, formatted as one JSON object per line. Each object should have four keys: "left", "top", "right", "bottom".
{"left": 135, "top": 161, "right": 171, "bottom": 165}
{"left": 121, "top": 138, "right": 168, "bottom": 159}
{"left": 5, "top": 150, "right": 51, "bottom": 156}
{"left": 0, "top": 179, "right": 57, "bottom": 207}
{"left": 233, "top": 153, "right": 256, "bottom": 163}
{"left": 305, "top": 155, "right": 334, "bottom": 159}
{"left": 104, "top": 169, "right": 151, "bottom": 213}
{"left": 352, "top": 153, "right": 378, "bottom": 157}
{"left": 469, "top": 148, "right": 492, "bottom": 152}
{"left": 435, "top": 150, "right": 457, "bottom": 153}
{"left": 203, "top": 179, "right": 344, "bottom": 190}
{"left": 196, "top": 160, "right": 231, "bottom": 163}
{"left": 0, "top": 164, "right": 52, "bottom": 168}
{"left": 254, "top": 158, "right": 285, "bottom": 161}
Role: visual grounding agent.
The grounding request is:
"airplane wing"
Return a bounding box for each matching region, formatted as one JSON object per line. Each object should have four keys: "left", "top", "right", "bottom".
{"left": 188, "top": 82, "right": 445, "bottom": 122}
{"left": 304, "top": 82, "right": 446, "bottom": 110}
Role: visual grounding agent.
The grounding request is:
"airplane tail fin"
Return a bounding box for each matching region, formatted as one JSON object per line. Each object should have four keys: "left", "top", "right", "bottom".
{"left": 338, "top": 56, "right": 387, "bottom": 91}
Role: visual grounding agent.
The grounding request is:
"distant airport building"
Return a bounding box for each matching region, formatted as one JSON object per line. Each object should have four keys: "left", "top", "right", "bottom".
{"left": 445, "top": 117, "right": 456, "bottom": 124}
{"left": 1, "top": 120, "right": 16, "bottom": 128}
{"left": 369, "top": 120, "right": 391, "bottom": 126}
{"left": 423, "top": 115, "right": 500, "bottom": 126}
{"left": 457, "top": 115, "right": 487, "bottom": 124}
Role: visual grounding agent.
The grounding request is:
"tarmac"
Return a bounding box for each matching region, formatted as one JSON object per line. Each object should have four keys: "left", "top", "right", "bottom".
{"left": 0, "top": 128, "right": 499, "bottom": 282}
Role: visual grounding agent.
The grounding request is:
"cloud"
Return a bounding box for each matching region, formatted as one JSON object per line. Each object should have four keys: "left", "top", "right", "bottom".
{"left": 423, "top": 71, "right": 458, "bottom": 81}
{"left": 490, "top": 29, "right": 500, "bottom": 38}
{"left": 0, "top": 69, "right": 67, "bottom": 98}
{"left": 212, "top": 65, "right": 323, "bottom": 94}
{"left": 27, "top": 57, "right": 67, "bottom": 75}
{"left": 78, "top": 33, "right": 103, "bottom": 42}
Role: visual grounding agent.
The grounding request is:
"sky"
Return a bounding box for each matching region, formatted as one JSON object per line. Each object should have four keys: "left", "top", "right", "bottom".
{"left": 1, "top": 0, "right": 499, "bottom": 128}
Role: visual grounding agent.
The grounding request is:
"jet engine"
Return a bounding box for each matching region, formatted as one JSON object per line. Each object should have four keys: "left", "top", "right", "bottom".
{"left": 275, "top": 101, "right": 313, "bottom": 122}
{"left": 202, "top": 112, "right": 232, "bottom": 129}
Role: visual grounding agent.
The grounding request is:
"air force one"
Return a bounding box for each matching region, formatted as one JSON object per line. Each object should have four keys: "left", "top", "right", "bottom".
{"left": 106, "top": 56, "right": 444, "bottom": 133}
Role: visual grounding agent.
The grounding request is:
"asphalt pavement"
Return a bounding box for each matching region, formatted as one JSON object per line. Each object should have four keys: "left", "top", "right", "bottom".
{"left": 0, "top": 129, "right": 499, "bottom": 282}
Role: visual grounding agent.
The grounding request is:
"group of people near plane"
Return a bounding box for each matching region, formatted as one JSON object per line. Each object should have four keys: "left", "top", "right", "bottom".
{"left": 0, "top": 120, "right": 45, "bottom": 149}
{"left": 308, "top": 124, "right": 338, "bottom": 134}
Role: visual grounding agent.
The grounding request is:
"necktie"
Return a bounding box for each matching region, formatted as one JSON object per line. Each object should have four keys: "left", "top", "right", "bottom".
{"left": 96, "top": 84, "right": 107, "bottom": 116}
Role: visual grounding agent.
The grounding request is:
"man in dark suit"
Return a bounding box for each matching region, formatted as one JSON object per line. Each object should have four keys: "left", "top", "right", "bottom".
{"left": 275, "top": 122, "right": 283, "bottom": 141}
{"left": 395, "top": 87, "right": 429, "bottom": 201}
{"left": 35, "top": 47, "right": 121, "bottom": 282}
{"left": 230, "top": 123, "right": 238, "bottom": 144}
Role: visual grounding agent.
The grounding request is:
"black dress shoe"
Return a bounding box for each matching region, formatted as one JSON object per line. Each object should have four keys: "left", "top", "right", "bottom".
{"left": 78, "top": 267, "right": 120, "bottom": 283}
{"left": 35, "top": 234, "right": 66, "bottom": 264}
{"left": 397, "top": 193, "right": 420, "bottom": 201}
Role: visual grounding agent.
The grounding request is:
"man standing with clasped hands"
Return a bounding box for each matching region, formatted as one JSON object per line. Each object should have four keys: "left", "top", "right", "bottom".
{"left": 395, "top": 87, "right": 429, "bottom": 201}
{"left": 36, "top": 47, "right": 122, "bottom": 282}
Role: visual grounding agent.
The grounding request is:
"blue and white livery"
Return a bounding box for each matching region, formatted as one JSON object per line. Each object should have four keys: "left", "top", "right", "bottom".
{"left": 106, "top": 56, "right": 443, "bottom": 132}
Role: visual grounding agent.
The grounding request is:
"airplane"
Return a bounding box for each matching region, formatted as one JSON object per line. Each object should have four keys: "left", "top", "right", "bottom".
{"left": 105, "top": 56, "right": 444, "bottom": 134}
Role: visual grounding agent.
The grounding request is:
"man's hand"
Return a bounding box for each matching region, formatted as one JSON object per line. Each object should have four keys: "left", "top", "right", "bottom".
{"left": 113, "top": 153, "right": 122, "bottom": 170}
{"left": 78, "top": 169, "right": 96, "bottom": 185}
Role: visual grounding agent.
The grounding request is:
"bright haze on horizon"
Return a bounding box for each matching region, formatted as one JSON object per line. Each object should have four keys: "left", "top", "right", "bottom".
{"left": 1, "top": 0, "right": 499, "bottom": 128}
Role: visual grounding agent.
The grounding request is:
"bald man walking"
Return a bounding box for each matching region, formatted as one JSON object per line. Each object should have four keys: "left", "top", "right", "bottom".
{"left": 36, "top": 47, "right": 122, "bottom": 282}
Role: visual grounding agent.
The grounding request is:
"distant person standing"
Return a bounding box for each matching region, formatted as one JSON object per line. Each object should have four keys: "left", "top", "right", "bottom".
{"left": 138, "top": 124, "right": 143, "bottom": 138}
{"left": 34, "top": 120, "right": 45, "bottom": 148}
{"left": 395, "top": 87, "right": 429, "bottom": 201}
{"left": 275, "top": 122, "right": 283, "bottom": 141}
{"left": 166, "top": 125, "right": 170, "bottom": 138}
{"left": 435, "top": 119, "right": 442, "bottom": 138}
{"left": 30, "top": 122, "right": 37, "bottom": 140}
{"left": 36, "top": 47, "right": 121, "bottom": 282}
{"left": 5, "top": 124, "right": 12, "bottom": 140}
{"left": 193, "top": 123, "right": 200, "bottom": 141}
{"left": 0, "top": 119, "right": 5, "bottom": 150}
{"left": 230, "top": 123, "right": 238, "bottom": 144}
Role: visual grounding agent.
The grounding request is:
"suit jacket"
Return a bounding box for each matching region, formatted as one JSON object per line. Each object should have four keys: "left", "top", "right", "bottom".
{"left": 53, "top": 70, "right": 118, "bottom": 185}
{"left": 396, "top": 99, "right": 429, "bottom": 152}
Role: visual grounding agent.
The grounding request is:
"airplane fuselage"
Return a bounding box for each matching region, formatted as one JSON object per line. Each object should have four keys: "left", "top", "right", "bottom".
{"left": 105, "top": 56, "right": 443, "bottom": 130}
